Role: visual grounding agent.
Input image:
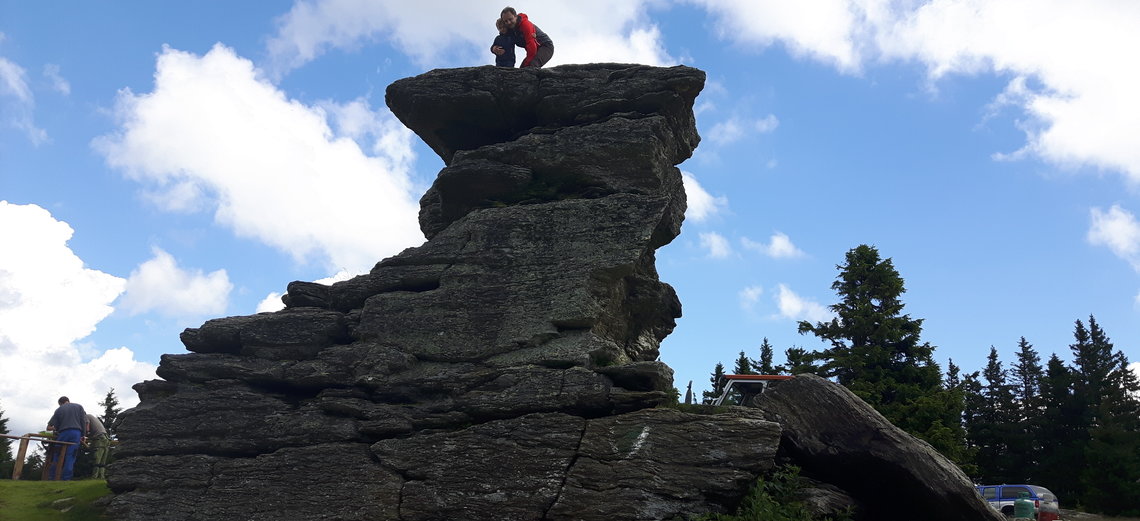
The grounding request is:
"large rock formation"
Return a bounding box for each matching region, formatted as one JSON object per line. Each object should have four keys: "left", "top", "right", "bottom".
{"left": 107, "top": 64, "right": 1000, "bottom": 521}
{"left": 107, "top": 64, "right": 782, "bottom": 521}
{"left": 754, "top": 374, "right": 1004, "bottom": 521}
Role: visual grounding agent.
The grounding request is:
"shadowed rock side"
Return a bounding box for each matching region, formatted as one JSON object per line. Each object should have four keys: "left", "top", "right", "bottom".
{"left": 107, "top": 64, "right": 785, "bottom": 521}
{"left": 755, "top": 374, "right": 1005, "bottom": 521}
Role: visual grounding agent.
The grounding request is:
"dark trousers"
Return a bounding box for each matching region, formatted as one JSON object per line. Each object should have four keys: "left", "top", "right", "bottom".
{"left": 525, "top": 43, "right": 554, "bottom": 68}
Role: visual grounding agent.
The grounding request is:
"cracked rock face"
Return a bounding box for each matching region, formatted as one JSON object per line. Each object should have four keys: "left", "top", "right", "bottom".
{"left": 107, "top": 64, "right": 783, "bottom": 521}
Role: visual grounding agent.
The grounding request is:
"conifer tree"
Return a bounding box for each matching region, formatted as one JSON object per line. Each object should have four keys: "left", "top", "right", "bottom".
{"left": 780, "top": 346, "right": 819, "bottom": 375}
{"left": 753, "top": 337, "right": 776, "bottom": 374}
{"left": 1007, "top": 337, "right": 1044, "bottom": 480}
{"left": 956, "top": 369, "right": 985, "bottom": 478}
{"left": 973, "top": 346, "right": 1018, "bottom": 482}
{"left": 945, "top": 359, "right": 962, "bottom": 390}
{"left": 798, "top": 245, "right": 963, "bottom": 462}
{"left": 99, "top": 388, "right": 123, "bottom": 437}
{"left": 701, "top": 362, "right": 727, "bottom": 404}
{"left": 733, "top": 350, "right": 756, "bottom": 375}
{"left": 1071, "top": 317, "right": 1116, "bottom": 427}
{"left": 1036, "top": 353, "right": 1082, "bottom": 501}
{"left": 1010, "top": 337, "right": 1044, "bottom": 418}
{"left": 0, "top": 400, "right": 12, "bottom": 477}
{"left": 1073, "top": 318, "right": 1140, "bottom": 515}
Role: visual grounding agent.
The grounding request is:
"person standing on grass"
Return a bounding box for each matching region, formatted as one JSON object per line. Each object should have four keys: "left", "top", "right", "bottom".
{"left": 493, "top": 7, "right": 553, "bottom": 68}
{"left": 86, "top": 413, "right": 110, "bottom": 479}
{"left": 46, "top": 396, "right": 87, "bottom": 480}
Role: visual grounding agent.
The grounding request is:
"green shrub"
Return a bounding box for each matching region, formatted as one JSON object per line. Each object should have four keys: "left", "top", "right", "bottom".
{"left": 698, "top": 466, "right": 854, "bottom": 521}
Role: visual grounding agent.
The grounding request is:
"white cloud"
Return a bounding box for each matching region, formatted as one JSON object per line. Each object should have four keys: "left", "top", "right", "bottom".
{"left": 1088, "top": 205, "right": 1140, "bottom": 271}
{"left": 774, "top": 283, "right": 832, "bottom": 323}
{"left": 699, "top": 232, "right": 732, "bottom": 259}
{"left": 0, "top": 56, "right": 32, "bottom": 102}
{"left": 692, "top": 0, "right": 1140, "bottom": 183}
{"left": 95, "top": 44, "right": 424, "bottom": 275}
{"left": 691, "top": 0, "right": 864, "bottom": 71}
{"left": 118, "top": 247, "right": 233, "bottom": 317}
{"left": 265, "top": 0, "right": 673, "bottom": 76}
{"left": 256, "top": 292, "right": 285, "bottom": 313}
{"left": 706, "top": 114, "right": 779, "bottom": 146}
{"left": 681, "top": 171, "right": 727, "bottom": 222}
{"left": 0, "top": 54, "right": 47, "bottom": 144}
{"left": 707, "top": 118, "right": 745, "bottom": 146}
{"left": 0, "top": 201, "right": 156, "bottom": 438}
{"left": 43, "top": 63, "right": 70, "bottom": 95}
{"left": 739, "top": 285, "right": 763, "bottom": 310}
{"left": 742, "top": 232, "right": 806, "bottom": 259}
{"left": 254, "top": 269, "right": 353, "bottom": 314}
{"left": 754, "top": 114, "right": 779, "bottom": 133}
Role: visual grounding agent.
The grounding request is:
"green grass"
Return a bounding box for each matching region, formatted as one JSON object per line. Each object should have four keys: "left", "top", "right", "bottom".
{"left": 0, "top": 479, "right": 111, "bottom": 521}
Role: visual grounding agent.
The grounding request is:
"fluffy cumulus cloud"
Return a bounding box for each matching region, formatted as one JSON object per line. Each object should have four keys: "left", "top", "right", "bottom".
{"left": 692, "top": 0, "right": 1140, "bottom": 182}
{"left": 0, "top": 201, "right": 156, "bottom": 437}
{"left": 699, "top": 231, "right": 733, "bottom": 259}
{"left": 681, "top": 171, "right": 727, "bottom": 222}
{"left": 118, "top": 248, "right": 232, "bottom": 317}
{"left": 774, "top": 283, "right": 832, "bottom": 323}
{"left": 1088, "top": 205, "right": 1140, "bottom": 271}
{"left": 265, "top": 0, "right": 673, "bottom": 75}
{"left": 742, "top": 232, "right": 805, "bottom": 259}
{"left": 691, "top": 0, "right": 865, "bottom": 71}
{"left": 95, "top": 44, "right": 424, "bottom": 275}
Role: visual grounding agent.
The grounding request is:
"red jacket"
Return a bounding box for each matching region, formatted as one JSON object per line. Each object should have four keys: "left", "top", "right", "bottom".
{"left": 516, "top": 13, "right": 540, "bottom": 67}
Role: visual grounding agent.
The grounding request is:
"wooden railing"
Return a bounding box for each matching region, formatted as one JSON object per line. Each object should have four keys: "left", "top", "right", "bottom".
{"left": 0, "top": 433, "right": 78, "bottom": 480}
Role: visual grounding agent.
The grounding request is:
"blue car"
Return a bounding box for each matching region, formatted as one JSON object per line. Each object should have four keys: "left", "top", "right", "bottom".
{"left": 976, "top": 484, "right": 1060, "bottom": 520}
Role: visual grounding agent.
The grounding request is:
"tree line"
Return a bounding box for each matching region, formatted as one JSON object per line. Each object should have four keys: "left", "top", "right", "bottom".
{"left": 700, "top": 244, "right": 1140, "bottom": 515}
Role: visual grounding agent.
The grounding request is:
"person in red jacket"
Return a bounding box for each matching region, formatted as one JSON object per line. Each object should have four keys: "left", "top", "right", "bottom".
{"left": 493, "top": 7, "right": 554, "bottom": 68}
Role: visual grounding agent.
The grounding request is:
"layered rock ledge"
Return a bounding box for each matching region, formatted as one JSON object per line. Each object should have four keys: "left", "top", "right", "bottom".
{"left": 107, "top": 64, "right": 783, "bottom": 521}
{"left": 108, "top": 64, "right": 1003, "bottom": 521}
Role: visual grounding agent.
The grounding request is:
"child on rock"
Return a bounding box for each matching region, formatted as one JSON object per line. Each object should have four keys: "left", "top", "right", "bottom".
{"left": 491, "top": 17, "right": 516, "bottom": 67}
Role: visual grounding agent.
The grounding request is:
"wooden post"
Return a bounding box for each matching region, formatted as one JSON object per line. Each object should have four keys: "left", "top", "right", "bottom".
{"left": 1, "top": 434, "right": 76, "bottom": 480}
{"left": 12, "top": 436, "right": 29, "bottom": 479}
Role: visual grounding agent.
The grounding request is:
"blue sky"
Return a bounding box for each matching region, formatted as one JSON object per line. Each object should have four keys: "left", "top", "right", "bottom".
{"left": 2, "top": 0, "right": 1139, "bottom": 437}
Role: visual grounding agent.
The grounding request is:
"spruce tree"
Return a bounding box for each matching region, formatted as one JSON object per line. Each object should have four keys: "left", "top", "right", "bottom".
{"left": 701, "top": 362, "right": 727, "bottom": 404}
{"left": 1010, "top": 337, "right": 1044, "bottom": 418}
{"left": 1036, "top": 353, "right": 1082, "bottom": 501}
{"left": 99, "top": 388, "right": 123, "bottom": 437}
{"left": 733, "top": 350, "right": 756, "bottom": 375}
{"left": 0, "top": 400, "right": 12, "bottom": 478}
{"left": 798, "top": 245, "right": 963, "bottom": 461}
{"left": 754, "top": 337, "right": 776, "bottom": 374}
{"left": 1074, "top": 319, "right": 1140, "bottom": 515}
{"left": 945, "top": 359, "right": 962, "bottom": 389}
{"left": 1071, "top": 317, "right": 1116, "bottom": 427}
{"left": 1007, "top": 337, "right": 1044, "bottom": 481}
{"left": 973, "top": 346, "right": 1018, "bottom": 482}
{"left": 780, "top": 346, "right": 819, "bottom": 375}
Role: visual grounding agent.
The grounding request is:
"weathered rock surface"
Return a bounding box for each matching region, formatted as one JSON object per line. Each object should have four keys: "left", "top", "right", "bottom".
{"left": 108, "top": 64, "right": 787, "bottom": 521}
{"left": 108, "top": 63, "right": 995, "bottom": 521}
{"left": 755, "top": 374, "right": 1004, "bottom": 521}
